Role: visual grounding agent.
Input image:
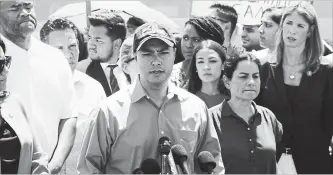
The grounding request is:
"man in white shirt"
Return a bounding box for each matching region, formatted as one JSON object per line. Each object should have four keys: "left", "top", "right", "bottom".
{"left": 0, "top": 1, "right": 77, "bottom": 173}
{"left": 76, "top": 9, "right": 127, "bottom": 97}
{"left": 40, "top": 17, "right": 107, "bottom": 173}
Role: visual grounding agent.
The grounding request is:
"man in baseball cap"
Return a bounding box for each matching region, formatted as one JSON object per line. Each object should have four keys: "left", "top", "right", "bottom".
{"left": 133, "top": 22, "right": 176, "bottom": 53}
{"left": 133, "top": 22, "right": 177, "bottom": 85}
{"left": 77, "top": 22, "right": 224, "bottom": 174}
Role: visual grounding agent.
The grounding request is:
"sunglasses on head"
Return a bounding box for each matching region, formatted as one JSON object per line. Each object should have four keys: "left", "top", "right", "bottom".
{"left": 0, "top": 56, "right": 12, "bottom": 73}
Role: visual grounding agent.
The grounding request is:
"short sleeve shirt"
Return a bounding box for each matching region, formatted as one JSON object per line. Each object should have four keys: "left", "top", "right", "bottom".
{"left": 209, "top": 100, "right": 283, "bottom": 174}
{"left": 3, "top": 36, "right": 76, "bottom": 156}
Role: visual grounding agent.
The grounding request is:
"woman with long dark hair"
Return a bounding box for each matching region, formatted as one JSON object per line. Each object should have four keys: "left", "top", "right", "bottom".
{"left": 256, "top": 2, "right": 333, "bottom": 173}
{"left": 187, "top": 40, "right": 228, "bottom": 108}
{"left": 170, "top": 16, "right": 225, "bottom": 88}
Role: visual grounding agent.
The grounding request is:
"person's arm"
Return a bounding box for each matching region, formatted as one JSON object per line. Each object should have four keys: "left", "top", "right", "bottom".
{"left": 30, "top": 127, "right": 50, "bottom": 174}
{"left": 77, "top": 103, "right": 114, "bottom": 174}
{"left": 48, "top": 117, "right": 77, "bottom": 174}
{"left": 47, "top": 49, "right": 78, "bottom": 173}
{"left": 195, "top": 105, "right": 225, "bottom": 174}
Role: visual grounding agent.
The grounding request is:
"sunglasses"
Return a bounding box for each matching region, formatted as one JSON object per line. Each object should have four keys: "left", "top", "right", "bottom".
{"left": 0, "top": 56, "right": 12, "bottom": 73}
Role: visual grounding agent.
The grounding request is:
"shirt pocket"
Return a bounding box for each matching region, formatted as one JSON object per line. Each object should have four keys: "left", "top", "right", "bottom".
{"left": 178, "top": 130, "right": 198, "bottom": 153}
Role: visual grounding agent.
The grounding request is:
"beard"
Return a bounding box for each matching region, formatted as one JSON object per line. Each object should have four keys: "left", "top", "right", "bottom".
{"left": 0, "top": 19, "right": 36, "bottom": 38}
{"left": 89, "top": 49, "right": 114, "bottom": 63}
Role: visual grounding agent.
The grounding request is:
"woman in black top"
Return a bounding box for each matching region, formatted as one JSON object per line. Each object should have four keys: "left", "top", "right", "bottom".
{"left": 209, "top": 53, "right": 283, "bottom": 174}
{"left": 256, "top": 2, "right": 333, "bottom": 173}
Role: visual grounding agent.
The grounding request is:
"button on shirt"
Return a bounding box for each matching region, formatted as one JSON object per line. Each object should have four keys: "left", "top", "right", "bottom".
{"left": 209, "top": 100, "right": 283, "bottom": 174}
{"left": 2, "top": 36, "right": 76, "bottom": 156}
{"left": 77, "top": 78, "right": 224, "bottom": 174}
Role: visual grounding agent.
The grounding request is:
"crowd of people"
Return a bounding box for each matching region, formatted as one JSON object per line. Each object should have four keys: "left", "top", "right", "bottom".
{"left": 0, "top": 0, "right": 332, "bottom": 174}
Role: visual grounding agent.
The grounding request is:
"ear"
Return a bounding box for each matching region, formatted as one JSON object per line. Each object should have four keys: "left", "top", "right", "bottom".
{"left": 223, "top": 75, "right": 231, "bottom": 90}
{"left": 113, "top": 38, "right": 123, "bottom": 49}
{"left": 121, "top": 62, "right": 130, "bottom": 75}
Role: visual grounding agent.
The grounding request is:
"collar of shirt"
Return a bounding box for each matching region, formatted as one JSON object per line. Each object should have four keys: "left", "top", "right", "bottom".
{"left": 221, "top": 100, "right": 260, "bottom": 118}
{"left": 100, "top": 62, "right": 118, "bottom": 70}
{"left": 129, "top": 76, "right": 189, "bottom": 103}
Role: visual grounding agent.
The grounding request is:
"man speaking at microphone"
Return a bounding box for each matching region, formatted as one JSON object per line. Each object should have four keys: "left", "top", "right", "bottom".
{"left": 77, "top": 22, "right": 224, "bottom": 174}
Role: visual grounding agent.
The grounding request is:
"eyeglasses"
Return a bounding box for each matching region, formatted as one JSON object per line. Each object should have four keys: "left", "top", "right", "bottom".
{"left": 0, "top": 56, "right": 12, "bottom": 73}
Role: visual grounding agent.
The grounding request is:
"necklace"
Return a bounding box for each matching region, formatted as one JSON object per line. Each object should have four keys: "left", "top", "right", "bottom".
{"left": 283, "top": 64, "right": 305, "bottom": 81}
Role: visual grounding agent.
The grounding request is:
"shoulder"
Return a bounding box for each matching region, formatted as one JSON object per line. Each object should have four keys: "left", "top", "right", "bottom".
{"left": 316, "top": 61, "right": 333, "bottom": 76}
{"left": 252, "top": 49, "right": 269, "bottom": 62}
{"left": 32, "top": 38, "right": 64, "bottom": 58}
{"left": 176, "top": 87, "right": 201, "bottom": 102}
{"left": 76, "top": 58, "right": 93, "bottom": 72}
{"left": 2, "top": 93, "right": 29, "bottom": 120}
{"left": 76, "top": 71, "right": 105, "bottom": 91}
{"left": 255, "top": 104, "right": 278, "bottom": 122}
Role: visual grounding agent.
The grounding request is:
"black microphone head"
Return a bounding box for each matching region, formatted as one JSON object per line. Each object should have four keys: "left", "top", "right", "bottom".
{"left": 198, "top": 151, "right": 217, "bottom": 172}
{"left": 171, "top": 144, "right": 188, "bottom": 165}
{"left": 140, "top": 158, "right": 161, "bottom": 174}
{"left": 132, "top": 168, "right": 144, "bottom": 174}
{"left": 158, "top": 136, "right": 171, "bottom": 154}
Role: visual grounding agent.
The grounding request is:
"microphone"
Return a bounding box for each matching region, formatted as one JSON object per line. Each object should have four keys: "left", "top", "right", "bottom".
{"left": 198, "top": 151, "right": 216, "bottom": 174}
{"left": 158, "top": 136, "right": 171, "bottom": 174}
{"left": 140, "top": 158, "right": 161, "bottom": 174}
{"left": 171, "top": 144, "right": 190, "bottom": 174}
{"left": 132, "top": 168, "right": 144, "bottom": 174}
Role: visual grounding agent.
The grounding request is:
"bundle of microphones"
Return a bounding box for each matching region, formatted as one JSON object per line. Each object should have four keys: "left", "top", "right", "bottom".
{"left": 132, "top": 136, "right": 217, "bottom": 174}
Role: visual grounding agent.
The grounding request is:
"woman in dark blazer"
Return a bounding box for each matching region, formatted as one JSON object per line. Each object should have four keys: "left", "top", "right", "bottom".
{"left": 0, "top": 38, "right": 49, "bottom": 174}
{"left": 256, "top": 2, "right": 333, "bottom": 173}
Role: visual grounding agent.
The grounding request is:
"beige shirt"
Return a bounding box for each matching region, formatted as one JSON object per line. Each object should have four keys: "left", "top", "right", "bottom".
{"left": 77, "top": 77, "right": 224, "bottom": 174}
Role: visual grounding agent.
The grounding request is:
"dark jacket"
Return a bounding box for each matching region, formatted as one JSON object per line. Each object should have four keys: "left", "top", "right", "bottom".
{"left": 256, "top": 63, "right": 333, "bottom": 173}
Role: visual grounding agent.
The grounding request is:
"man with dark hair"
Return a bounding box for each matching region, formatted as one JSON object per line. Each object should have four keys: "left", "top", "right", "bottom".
{"left": 0, "top": 1, "right": 77, "bottom": 173}
{"left": 209, "top": 3, "right": 245, "bottom": 57}
{"left": 76, "top": 9, "right": 127, "bottom": 97}
{"left": 240, "top": 17, "right": 264, "bottom": 52}
{"left": 40, "top": 18, "right": 107, "bottom": 173}
{"left": 40, "top": 17, "right": 88, "bottom": 62}
{"left": 77, "top": 22, "right": 224, "bottom": 174}
{"left": 126, "top": 16, "right": 146, "bottom": 36}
